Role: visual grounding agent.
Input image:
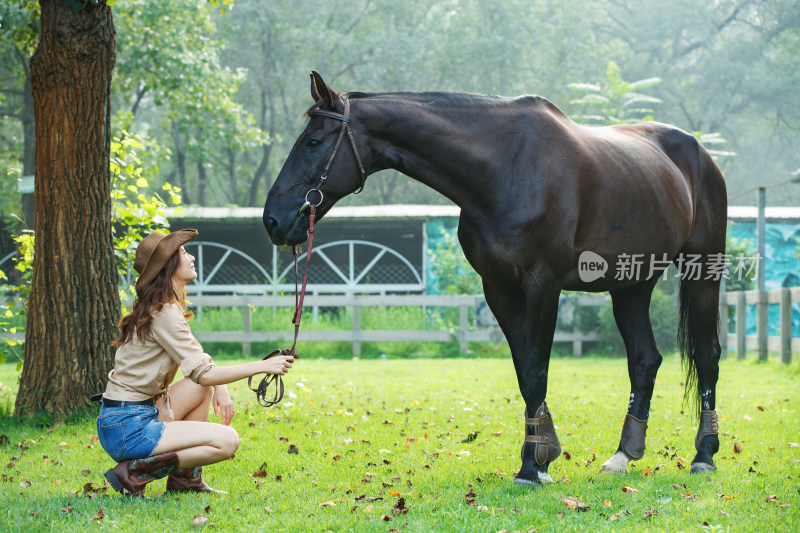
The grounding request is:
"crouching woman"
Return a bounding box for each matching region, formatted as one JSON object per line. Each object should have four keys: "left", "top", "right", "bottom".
{"left": 97, "top": 228, "right": 294, "bottom": 496}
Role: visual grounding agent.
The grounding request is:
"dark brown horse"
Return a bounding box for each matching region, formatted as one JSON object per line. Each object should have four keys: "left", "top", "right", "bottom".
{"left": 264, "top": 72, "right": 726, "bottom": 485}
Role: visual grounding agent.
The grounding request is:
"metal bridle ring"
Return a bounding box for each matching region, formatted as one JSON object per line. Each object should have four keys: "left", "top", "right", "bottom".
{"left": 305, "top": 188, "right": 324, "bottom": 208}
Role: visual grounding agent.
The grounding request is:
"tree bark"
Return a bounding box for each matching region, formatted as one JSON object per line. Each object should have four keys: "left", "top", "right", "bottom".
{"left": 15, "top": 0, "right": 120, "bottom": 419}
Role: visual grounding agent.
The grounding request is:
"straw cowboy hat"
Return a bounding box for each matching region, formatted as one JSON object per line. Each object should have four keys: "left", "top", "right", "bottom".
{"left": 134, "top": 229, "right": 198, "bottom": 292}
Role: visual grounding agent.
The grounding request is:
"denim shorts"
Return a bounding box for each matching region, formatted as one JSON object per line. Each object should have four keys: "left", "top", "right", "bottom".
{"left": 96, "top": 404, "right": 165, "bottom": 462}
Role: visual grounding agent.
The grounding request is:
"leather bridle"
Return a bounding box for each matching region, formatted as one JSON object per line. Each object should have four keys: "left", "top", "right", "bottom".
{"left": 251, "top": 98, "right": 366, "bottom": 408}
{"left": 299, "top": 97, "right": 366, "bottom": 213}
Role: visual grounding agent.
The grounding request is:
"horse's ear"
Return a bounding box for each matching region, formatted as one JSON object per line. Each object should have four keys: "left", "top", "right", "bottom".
{"left": 310, "top": 71, "right": 338, "bottom": 110}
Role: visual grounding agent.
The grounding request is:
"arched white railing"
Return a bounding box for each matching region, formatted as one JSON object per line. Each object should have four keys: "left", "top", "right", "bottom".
{"left": 277, "top": 239, "right": 424, "bottom": 295}
{"left": 119, "top": 240, "right": 423, "bottom": 295}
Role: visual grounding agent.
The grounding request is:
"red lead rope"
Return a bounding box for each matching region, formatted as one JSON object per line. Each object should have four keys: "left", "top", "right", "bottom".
{"left": 249, "top": 204, "right": 316, "bottom": 407}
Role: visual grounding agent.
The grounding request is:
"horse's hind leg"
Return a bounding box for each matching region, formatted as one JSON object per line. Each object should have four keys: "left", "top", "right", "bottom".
{"left": 680, "top": 279, "right": 722, "bottom": 473}
{"left": 600, "top": 279, "right": 662, "bottom": 474}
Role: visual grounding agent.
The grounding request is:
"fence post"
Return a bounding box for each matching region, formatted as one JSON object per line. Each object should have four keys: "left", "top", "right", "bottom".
{"left": 353, "top": 303, "right": 361, "bottom": 357}
{"left": 459, "top": 304, "right": 469, "bottom": 354}
{"left": 242, "top": 304, "right": 251, "bottom": 357}
{"left": 757, "top": 288, "right": 768, "bottom": 361}
{"left": 781, "top": 288, "right": 792, "bottom": 364}
{"left": 572, "top": 296, "right": 583, "bottom": 356}
{"left": 736, "top": 291, "right": 746, "bottom": 359}
{"left": 718, "top": 283, "right": 728, "bottom": 359}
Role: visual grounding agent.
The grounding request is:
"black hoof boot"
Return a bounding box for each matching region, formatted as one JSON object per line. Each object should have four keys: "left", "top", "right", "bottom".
{"left": 690, "top": 411, "right": 719, "bottom": 474}
{"left": 515, "top": 402, "right": 561, "bottom": 486}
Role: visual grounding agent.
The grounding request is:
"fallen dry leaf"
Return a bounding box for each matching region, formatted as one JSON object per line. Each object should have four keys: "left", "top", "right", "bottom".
{"left": 252, "top": 469, "right": 267, "bottom": 477}
{"left": 563, "top": 451, "right": 571, "bottom": 460}
{"left": 61, "top": 506, "right": 74, "bottom": 514}
{"left": 287, "top": 444, "right": 299, "bottom": 454}
{"left": 392, "top": 497, "right": 409, "bottom": 515}
{"left": 476, "top": 505, "right": 489, "bottom": 511}
{"left": 319, "top": 501, "right": 336, "bottom": 507}
{"left": 191, "top": 514, "right": 208, "bottom": 528}
{"left": 560, "top": 475, "right": 570, "bottom": 483}
{"left": 621, "top": 486, "right": 639, "bottom": 493}
{"left": 684, "top": 492, "right": 699, "bottom": 500}
{"left": 766, "top": 495, "right": 779, "bottom": 503}
{"left": 734, "top": 443, "right": 743, "bottom": 454}
{"left": 29, "top": 511, "right": 38, "bottom": 517}
{"left": 562, "top": 496, "right": 589, "bottom": 511}
{"left": 644, "top": 509, "right": 658, "bottom": 518}
{"left": 91, "top": 509, "right": 105, "bottom": 521}
{"left": 20, "top": 481, "right": 31, "bottom": 488}
{"left": 461, "top": 431, "right": 479, "bottom": 443}
{"left": 264, "top": 507, "right": 273, "bottom": 514}
{"left": 381, "top": 514, "right": 393, "bottom": 521}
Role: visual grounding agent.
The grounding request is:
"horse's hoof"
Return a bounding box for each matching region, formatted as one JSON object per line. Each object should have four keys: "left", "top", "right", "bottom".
{"left": 513, "top": 472, "right": 553, "bottom": 486}
{"left": 599, "top": 464, "right": 627, "bottom": 474}
{"left": 513, "top": 476, "right": 552, "bottom": 486}
{"left": 690, "top": 462, "right": 716, "bottom": 474}
{"left": 599, "top": 451, "right": 630, "bottom": 474}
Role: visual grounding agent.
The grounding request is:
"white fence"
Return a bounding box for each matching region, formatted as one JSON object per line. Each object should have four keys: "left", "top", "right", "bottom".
{"left": 719, "top": 286, "right": 799, "bottom": 363}
{"left": 189, "top": 293, "right": 606, "bottom": 357}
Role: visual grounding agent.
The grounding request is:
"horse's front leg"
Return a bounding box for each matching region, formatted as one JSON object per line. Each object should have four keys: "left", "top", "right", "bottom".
{"left": 482, "top": 274, "right": 562, "bottom": 486}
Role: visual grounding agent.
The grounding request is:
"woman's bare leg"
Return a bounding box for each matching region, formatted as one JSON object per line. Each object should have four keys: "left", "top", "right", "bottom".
{"left": 161, "top": 377, "right": 214, "bottom": 422}
{"left": 152, "top": 378, "right": 239, "bottom": 468}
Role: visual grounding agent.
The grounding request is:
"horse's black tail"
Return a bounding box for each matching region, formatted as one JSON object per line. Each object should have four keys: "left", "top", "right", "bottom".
{"left": 678, "top": 283, "right": 699, "bottom": 414}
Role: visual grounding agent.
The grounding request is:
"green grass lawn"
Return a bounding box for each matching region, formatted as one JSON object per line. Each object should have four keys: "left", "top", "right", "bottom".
{"left": 0, "top": 355, "right": 798, "bottom": 532}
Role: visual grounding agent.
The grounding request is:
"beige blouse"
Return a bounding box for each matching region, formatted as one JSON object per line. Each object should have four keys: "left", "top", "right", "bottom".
{"left": 103, "top": 302, "right": 215, "bottom": 420}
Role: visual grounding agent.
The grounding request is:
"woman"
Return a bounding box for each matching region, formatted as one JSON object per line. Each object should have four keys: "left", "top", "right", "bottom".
{"left": 97, "top": 228, "right": 294, "bottom": 497}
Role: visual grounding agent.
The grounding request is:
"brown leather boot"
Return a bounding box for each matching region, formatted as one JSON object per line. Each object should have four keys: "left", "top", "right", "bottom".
{"left": 166, "top": 466, "right": 227, "bottom": 494}
{"left": 104, "top": 452, "right": 180, "bottom": 497}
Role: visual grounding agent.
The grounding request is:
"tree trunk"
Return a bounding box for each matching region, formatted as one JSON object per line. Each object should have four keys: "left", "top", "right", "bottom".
{"left": 15, "top": 0, "right": 120, "bottom": 419}
{"left": 171, "top": 120, "right": 190, "bottom": 204}
{"left": 248, "top": 85, "right": 274, "bottom": 206}
{"left": 197, "top": 156, "right": 207, "bottom": 206}
{"left": 227, "top": 146, "right": 238, "bottom": 204}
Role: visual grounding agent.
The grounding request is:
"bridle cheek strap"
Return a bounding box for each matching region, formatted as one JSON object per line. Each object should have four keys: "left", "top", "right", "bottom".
{"left": 307, "top": 98, "right": 367, "bottom": 199}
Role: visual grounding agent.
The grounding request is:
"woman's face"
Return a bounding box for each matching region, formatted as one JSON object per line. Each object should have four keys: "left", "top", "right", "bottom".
{"left": 172, "top": 246, "right": 197, "bottom": 284}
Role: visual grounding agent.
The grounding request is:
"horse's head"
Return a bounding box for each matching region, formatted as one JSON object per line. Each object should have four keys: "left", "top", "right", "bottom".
{"left": 264, "top": 72, "right": 366, "bottom": 246}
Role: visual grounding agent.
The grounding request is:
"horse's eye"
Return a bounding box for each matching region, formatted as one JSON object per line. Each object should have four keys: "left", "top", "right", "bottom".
{"left": 305, "top": 138, "right": 322, "bottom": 150}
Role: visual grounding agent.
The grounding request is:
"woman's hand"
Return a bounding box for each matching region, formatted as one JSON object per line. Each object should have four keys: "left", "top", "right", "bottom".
{"left": 261, "top": 355, "right": 295, "bottom": 375}
{"left": 213, "top": 385, "right": 235, "bottom": 426}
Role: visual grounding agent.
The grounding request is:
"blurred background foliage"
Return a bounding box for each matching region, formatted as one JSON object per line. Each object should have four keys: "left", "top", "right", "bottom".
{"left": 1, "top": 0, "right": 799, "bottom": 219}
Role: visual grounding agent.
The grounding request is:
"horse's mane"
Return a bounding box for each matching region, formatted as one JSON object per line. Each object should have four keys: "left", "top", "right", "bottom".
{"left": 344, "top": 90, "right": 566, "bottom": 118}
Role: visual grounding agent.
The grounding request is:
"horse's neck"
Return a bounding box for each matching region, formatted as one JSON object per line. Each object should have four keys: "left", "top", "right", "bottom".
{"left": 356, "top": 95, "right": 511, "bottom": 213}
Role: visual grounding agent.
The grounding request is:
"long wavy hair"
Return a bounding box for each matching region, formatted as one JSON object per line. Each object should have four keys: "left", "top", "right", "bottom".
{"left": 113, "top": 250, "right": 193, "bottom": 346}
